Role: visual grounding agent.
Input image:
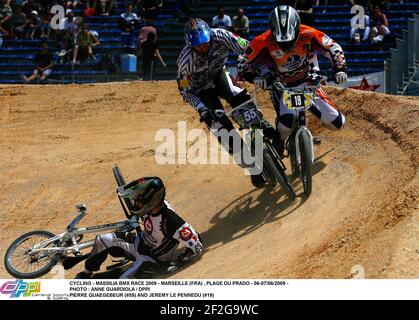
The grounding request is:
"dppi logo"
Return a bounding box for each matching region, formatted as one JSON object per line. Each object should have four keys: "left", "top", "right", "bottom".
{"left": 0, "top": 280, "right": 41, "bottom": 298}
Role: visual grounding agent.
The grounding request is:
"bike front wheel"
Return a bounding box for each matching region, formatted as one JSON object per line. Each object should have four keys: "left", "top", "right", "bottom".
{"left": 4, "top": 230, "right": 61, "bottom": 279}
{"left": 289, "top": 146, "right": 300, "bottom": 178}
{"left": 264, "top": 149, "right": 296, "bottom": 199}
{"left": 299, "top": 131, "right": 313, "bottom": 196}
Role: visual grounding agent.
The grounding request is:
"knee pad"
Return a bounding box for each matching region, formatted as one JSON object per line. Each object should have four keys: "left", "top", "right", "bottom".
{"left": 325, "top": 112, "right": 345, "bottom": 131}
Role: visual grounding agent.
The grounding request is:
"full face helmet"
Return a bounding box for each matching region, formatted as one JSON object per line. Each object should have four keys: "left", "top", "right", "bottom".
{"left": 184, "top": 18, "right": 212, "bottom": 48}
{"left": 117, "top": 177, "right": 166, "bottom": 216}
{"left": 269, "top": 5, "right": 301, "bottom": 52}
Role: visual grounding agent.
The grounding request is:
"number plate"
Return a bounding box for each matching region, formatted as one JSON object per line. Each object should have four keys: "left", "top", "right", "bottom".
{"left": 232, "top": 102, "right": 259, "bottom": 128}
{"left": 283, "top": 90, "right": 313, "bottom": 111}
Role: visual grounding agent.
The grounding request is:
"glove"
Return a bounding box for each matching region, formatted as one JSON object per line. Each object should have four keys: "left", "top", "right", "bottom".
{"left": 119, "top": 219, "right": 137, "bottom": 233}
{"left": 198, "top": 107, "right": 213, "bottom": 124}
{"left": 253, "top": 77, "right": 268, "bottom": 90}
{"left": 335, "top": 71, "right": 348, "bottom": 84}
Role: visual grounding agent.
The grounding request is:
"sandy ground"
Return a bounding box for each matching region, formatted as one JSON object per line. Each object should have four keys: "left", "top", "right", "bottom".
{"left": 0, "top": 81, "right": 417, "bottom": 279}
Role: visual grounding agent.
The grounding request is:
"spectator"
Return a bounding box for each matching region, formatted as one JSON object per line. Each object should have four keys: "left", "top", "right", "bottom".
{"left": 212, "top": 5, "right": 231, "bottom": 30}
{"left": 139, "top": 0, "right": 161, "bottom": 21}
{"left": 350, "top": 13, "right": 370, "bottom": 43}
{"left": 58, "top": 9, "right": 77, "bottom": 62}
{"left": 63, "top": 9, "right": 77, "bottom": 37}
{"left": 96, "top": 0, "right": 115, "bottom": 16}
{"left": 370, "top": 5, "right": 390, "bottom": 43}
{"left": 21, "top": 0, "right": 39, "bottom": 17}
{"left": 232, "top": 8, "right": 249, "bottom": 38}
{"left": 67, "top": 0, "right": 82, "bottom": 9}
{"left": 137, "top": 20, "right": 156, "bottom": 45}
{"left": 139, "top": 31, "right": 166, "bottom": 80}
{"left": 3, "top": 4, "right": 27, "bottom": 38}
{"left": 295, "top": 0, "right": 313, "bottom": 25}
{"left": 21, "top": 41, "right": 53, "bottom": 83}
{"left": 26, "top": 10, "right": 41, "bottom": 39}
{"left": 0, "top": 0, "right": 12, "bottom": 30}
{"left": 34, "top": 14, "right": 50, "bottom": 39}
{"left": 119, "top": 3, "right": 140, "bottom": 53}
{"left": 83, "top": 1, "right": 96, "bottom": 16}
{"left": 72, "top": 23, "right": 100, "bottom": 63}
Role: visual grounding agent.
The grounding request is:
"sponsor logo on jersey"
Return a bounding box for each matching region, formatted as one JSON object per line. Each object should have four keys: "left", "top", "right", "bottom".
{"left": 283, "top": 55, "right": 302, "bottom": 69}
{"left": 144, "top": 217, "right": 153, "bottom": 234}
{"left": 236, "top": 37, "right": 248, "bottom": 48}
{"left": 180, "top": 227, "right": 193, "bottom": 241}
{"left": 179, "top": 79, "right": 189, "bottom": 89}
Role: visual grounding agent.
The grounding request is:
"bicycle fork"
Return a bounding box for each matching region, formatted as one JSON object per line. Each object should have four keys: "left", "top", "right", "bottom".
{"left": 293, "top": 111, "right": 315, "bottom": 166}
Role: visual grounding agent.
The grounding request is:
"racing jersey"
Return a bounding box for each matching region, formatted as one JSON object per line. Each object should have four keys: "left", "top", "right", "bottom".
{"left": 238, "top": 25, "right": 346, "bottom": 86}
{"left": 177, "top": 28, "right": 248, "bottom": 110}
{"left": 137, "top": 200, "right": 203, "bottom": 261}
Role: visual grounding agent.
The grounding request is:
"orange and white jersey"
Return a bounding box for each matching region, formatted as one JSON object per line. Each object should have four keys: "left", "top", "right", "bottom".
{"left": 238, "top": 25, "right": 346, "bottom": 86}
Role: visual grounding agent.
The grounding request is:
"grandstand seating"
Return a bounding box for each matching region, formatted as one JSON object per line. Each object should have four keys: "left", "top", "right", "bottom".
{"left": 0, "top": 0, "right": 418, "bottom": 84}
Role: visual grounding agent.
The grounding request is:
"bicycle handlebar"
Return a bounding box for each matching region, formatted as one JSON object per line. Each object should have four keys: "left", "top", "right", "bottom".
{"left": 270, "top": 76, "right": 328, "bottom": 92}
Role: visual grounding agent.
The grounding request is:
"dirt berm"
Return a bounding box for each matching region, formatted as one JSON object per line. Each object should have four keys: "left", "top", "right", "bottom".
{"left": 0, "top": 81, "right": 417, "bottom": 278}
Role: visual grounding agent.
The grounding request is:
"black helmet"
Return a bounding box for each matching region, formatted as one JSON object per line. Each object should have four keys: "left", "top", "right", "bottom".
{"left": 118, "top": 177, "right": 165, "bottom": 216}
{"left": 269, "top": 5, "right": 301, "bottom": 52}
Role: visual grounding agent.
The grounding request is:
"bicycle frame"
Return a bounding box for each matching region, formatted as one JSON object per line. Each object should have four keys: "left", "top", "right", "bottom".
{"left": 29, "top": 207, "right": 138, "bottom": 257}
{"left": 219, "top": 93, "right": 288, "bottom": 178}
{"left": 271, "top": 81, "right": 323, "bottom": 166}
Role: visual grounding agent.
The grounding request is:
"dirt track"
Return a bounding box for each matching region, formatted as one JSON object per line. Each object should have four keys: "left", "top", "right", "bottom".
{"left": 0, "top": 81, "right": 417, "bottom": 279}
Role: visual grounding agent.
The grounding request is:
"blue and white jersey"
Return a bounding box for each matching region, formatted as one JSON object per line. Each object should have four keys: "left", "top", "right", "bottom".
{"left": 177, "top": 28, "right": 248, "bottom": 110}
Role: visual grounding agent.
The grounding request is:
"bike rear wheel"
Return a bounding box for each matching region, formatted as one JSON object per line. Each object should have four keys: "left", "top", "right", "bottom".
{"left": 4, "top": 230, "right": 61, "bottom": 279}
{"left": 299, "top": 131, "right": 313, "bottom": 196}
{"left": 264, "top": 149, "right": 296, "bottom": 199}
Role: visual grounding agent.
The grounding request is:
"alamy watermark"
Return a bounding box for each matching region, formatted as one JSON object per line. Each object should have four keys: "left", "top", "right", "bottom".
{"left": 49, "top": 5, "right": 367, "bottom": 30}
{"left": 154, "top": 121, "right": 264, "bottom": 175}
{"left": 50, "top": 5, "right": 66, "bottom": 30}
{"left": 350, "top": 5, "right": 366, "bottom": 30}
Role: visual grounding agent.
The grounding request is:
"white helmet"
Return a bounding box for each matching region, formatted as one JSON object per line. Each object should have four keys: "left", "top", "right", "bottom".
{"left": 269, "top": 6, "right": 301, "bottom": 51}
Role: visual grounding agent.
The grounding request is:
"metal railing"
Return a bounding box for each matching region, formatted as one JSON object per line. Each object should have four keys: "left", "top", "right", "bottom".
{"left": 385, "top": 14, "right": 419, "bottom": 95}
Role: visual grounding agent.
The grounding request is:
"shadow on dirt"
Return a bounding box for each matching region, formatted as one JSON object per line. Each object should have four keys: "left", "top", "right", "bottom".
{"left": 201, "top": 157, "right": 329, "bottom": 251}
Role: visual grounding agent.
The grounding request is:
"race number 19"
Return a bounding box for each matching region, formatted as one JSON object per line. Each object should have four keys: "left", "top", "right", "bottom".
{"left": 50, "top": 5, "right": 65, "bottom": 30}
